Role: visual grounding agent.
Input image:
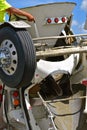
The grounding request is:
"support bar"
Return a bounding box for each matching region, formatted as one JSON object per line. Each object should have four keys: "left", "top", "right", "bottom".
{"left": 36, "top": 46, "right": 87, "bottom": 59}
{"left": 33, "top": 33, "right": 87, "bottom": 41}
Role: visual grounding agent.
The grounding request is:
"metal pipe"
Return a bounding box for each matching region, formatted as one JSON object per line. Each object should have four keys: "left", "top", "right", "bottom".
{"left": 33, "top": 33, "right": 87, "bottom": 41}
{"left": 36, "top": 46, "right": 87, "bottom": 58}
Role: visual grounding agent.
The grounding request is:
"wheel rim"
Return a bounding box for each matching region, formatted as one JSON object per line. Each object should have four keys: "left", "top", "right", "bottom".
{"left": 1, "top": 40, "right": 18, "bottom": 75}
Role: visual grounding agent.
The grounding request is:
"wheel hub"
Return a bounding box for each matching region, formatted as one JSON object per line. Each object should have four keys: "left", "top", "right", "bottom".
{"left": 0, "top": 40, "right": 18, "bottom": 75}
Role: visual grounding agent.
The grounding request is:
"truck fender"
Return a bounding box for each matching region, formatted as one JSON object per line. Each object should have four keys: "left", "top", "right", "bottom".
{"left": 0, "top": 21, "right": 31, "bottom": 29}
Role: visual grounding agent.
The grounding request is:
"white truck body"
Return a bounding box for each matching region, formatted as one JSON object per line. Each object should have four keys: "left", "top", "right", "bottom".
{"left": 0, "top": 2, "right": 87, "bottom": 130}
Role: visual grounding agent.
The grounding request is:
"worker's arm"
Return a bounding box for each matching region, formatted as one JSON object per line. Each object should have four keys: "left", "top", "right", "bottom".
{"left": 6, "top": 7, "right": 35, "bottom": 22}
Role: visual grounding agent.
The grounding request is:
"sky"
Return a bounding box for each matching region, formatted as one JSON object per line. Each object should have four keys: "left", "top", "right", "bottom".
{"left": 7, "top": 0, "right": 87, "bottom": 34}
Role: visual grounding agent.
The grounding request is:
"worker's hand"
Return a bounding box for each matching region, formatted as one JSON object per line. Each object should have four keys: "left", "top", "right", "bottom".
{"left": 27, "top": 14, "right": 35, "bottom": 22}
{"left": 7, "top": 7, "right": 35, "bottom": 22}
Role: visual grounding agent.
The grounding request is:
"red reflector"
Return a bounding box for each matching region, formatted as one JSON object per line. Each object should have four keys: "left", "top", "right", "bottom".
{"left": 82, "top": 80, "right": 87, "bottom": 86}
{"left": 62, "top": 17, "right": 66, "bottom": 22}
{"left": 47, "top": 18, "right": 52, "bottom": 23}
{"left": 13, "top": 91, "right": 19, "bottom": 97}
{"left": 54, "top": 18, "right": 59, "bottom": 23}
{"left": 0, "top": 85, "right": 2, "bottom": 91}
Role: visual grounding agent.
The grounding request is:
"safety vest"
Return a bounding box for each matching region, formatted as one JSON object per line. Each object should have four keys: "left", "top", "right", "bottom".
{"left": 0, "top": 0, "right": 11, "bottom": 22}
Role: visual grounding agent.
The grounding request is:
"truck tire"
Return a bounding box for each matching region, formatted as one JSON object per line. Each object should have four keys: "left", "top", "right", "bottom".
{"left": 0, "top": 26, "right": 36, "bottom": 88}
